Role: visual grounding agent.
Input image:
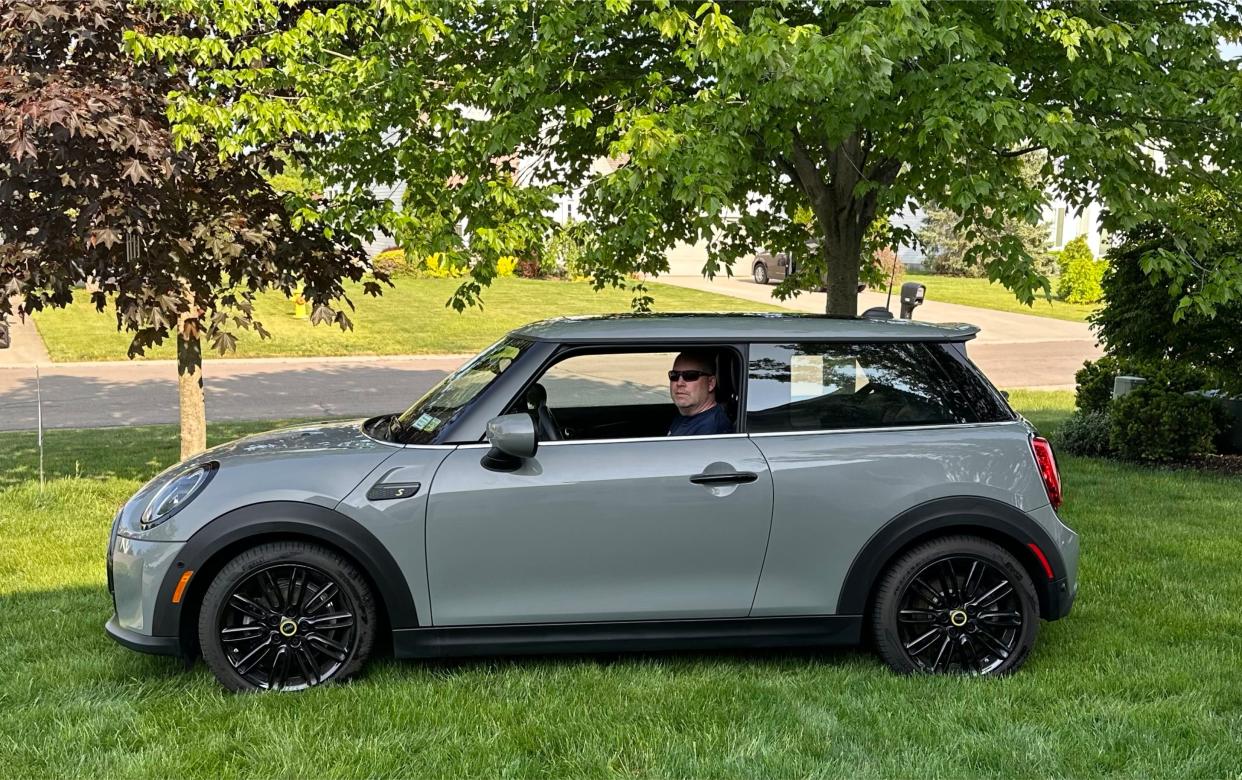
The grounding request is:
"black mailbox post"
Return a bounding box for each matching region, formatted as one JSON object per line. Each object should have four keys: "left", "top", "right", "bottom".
{"left": 899, "top": 281, "right": 926, "bottom": 319}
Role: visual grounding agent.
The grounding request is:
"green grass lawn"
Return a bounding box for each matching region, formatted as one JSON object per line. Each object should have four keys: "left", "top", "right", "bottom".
{"left": 905, "top": 272, "right": 1100, "bottom": 323}
{"left": 31, "top": 278, "right": 784, "bottom": 362}
{"left": 2, "top": 393, "right": 1241, "bottom": 777}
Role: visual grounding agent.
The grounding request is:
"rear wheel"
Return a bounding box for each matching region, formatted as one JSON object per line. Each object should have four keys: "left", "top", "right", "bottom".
{"left": 870, "top": 535, "right": 1038, "bottom": 675}
{"left": 198, "top": 541, "right": 377, "bottom": 692}
{"left": 752, "top": 262, "right": 769, "bottom": 284}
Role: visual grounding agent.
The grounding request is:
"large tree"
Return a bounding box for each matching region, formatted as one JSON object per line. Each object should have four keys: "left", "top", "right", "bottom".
{"left": 0, "top": 0, "right": 378, "bottom": 456}
{"left": 149, "top": 1, "right": 1241, "bottom": 317}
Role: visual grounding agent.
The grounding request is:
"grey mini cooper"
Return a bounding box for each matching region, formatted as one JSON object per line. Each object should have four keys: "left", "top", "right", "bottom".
{"left": 106, "top": 314, "right": 1078, "bottom": 691}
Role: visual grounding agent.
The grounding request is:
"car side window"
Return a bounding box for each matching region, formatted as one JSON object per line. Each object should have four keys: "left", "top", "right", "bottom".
{"left": 511, "top": 349, "right": 739, "bottom": 441}
{"left": 746, "top": 342, "right": 986, "bottom": 433}
{"left": 538, "top": 352, "right": 673, "bottom": 409}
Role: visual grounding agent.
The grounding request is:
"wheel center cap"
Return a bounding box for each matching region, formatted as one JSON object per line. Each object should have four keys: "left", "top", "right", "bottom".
{"left": 949, "top": 609, "right": 968, "bottom": 627}
{"left": 278, "top": 617, "right": 298, "bottom": 637}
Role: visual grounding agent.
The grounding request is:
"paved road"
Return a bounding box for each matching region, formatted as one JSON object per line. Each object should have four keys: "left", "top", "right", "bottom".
{"left": 0, "top": 356, "right": 469, "bottom": 432}
{"left": 0, "top": 277, "right": 1098, "bottom": 432}
{"left": 658, "top": 275, "right": 1101, "bottom": 390}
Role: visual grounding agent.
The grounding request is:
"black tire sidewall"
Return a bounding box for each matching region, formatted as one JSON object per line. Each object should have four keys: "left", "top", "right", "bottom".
{"left": 870, "top": 535, "right": 1040, "bottom": 675}
{"left": 753, "top": 263, "right": 768, "bottom": 284}
{"left": 197, "top": 541, "right": 378, "bottom": 692}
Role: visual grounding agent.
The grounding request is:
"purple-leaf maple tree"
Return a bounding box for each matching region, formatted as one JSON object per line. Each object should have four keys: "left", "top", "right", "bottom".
{"left": 0, "top": 0, "right": 384, "bottom": 456}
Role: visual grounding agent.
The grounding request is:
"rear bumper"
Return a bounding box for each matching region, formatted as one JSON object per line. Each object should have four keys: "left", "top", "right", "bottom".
{"left": 105, "top": 614, "right": 181, "bottom": 656}
{"left": 1045, "top": 577, "right": 1077, "bottom": 620}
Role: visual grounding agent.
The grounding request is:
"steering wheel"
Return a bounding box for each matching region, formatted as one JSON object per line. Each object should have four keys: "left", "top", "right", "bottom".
{"left": 525, "top": 383, "right": 562, "bottom": 441}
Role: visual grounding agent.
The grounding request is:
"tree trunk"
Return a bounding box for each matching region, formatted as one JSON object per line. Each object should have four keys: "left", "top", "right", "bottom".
{"left": 823, "top": 227, "right": 865, "bottom": 317}
{"left": 177, "top": 321, "right": 207, "bottom": 459}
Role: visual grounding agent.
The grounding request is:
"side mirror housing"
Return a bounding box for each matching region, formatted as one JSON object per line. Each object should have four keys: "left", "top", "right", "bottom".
{"left": 481, "top": 414, "right": 538, "bottom": 471}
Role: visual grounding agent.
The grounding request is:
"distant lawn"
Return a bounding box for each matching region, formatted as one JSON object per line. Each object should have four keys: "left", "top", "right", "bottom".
{"left": 906, "top": 272, "right": 1100, "bottom": 323}
{"left": 3, "top": 392, "right": 1242, "bottom": 777}
{"left": 32, "top": 277, "right": 784, "bottom": 362}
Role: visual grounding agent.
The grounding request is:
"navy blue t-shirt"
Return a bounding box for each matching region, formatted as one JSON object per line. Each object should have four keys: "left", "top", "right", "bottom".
{"left": 668, "top": 404, "right": 733, "bottom": 436}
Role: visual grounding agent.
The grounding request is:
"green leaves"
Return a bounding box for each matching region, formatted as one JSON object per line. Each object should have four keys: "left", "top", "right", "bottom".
{"left": 127, "top": 0, "right": 1242, "bottom": 320}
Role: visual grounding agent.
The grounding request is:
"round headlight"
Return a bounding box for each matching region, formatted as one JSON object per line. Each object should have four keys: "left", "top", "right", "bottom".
{"left": 141, "top": 463, "right": 216, "bottom": 529}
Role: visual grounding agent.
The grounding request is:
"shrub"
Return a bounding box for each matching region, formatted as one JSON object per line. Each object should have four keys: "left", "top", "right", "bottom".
{"left": 1093, "top": 189, "right": 1242, "bottom": 395}
{"left": 496, "top": 256, "right": 518, "bottom": 277}
{"left": 1108, "top": 383, "right": 1219, "bottom": 462}
{"left": 865, "top": 247, "right": 905, "bottom": 291}
{"left": 1055, "top": 236, "right": 1104, "bottom": 303}
{"left": 416, "top": 253, "right": 467, "bottom": 278}
{"left": 1074, "top": 356, "right": 1124, "bottom": 413}
{"left": 371, "top": 247, "right": 409, "bottom": 277}
{"left": 1055, "top": 410, "right": 1113, "bottom": 457}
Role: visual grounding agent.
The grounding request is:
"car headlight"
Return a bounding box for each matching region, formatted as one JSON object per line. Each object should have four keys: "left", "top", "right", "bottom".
{"left": 140, "top": 463, "right": 217, "bottom": 529}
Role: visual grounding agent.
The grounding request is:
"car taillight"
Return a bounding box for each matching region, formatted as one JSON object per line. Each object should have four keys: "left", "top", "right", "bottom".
{"left": 1031, "top": 436, "right": 1062, "bottom": 510}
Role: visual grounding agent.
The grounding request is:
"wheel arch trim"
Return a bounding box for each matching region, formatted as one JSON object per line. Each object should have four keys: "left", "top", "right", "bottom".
{"left": 150, "top": 501, "right": 419, "bottom": 648}
{"left": 836, "top": 496, "right": 1068, "bottom": 619}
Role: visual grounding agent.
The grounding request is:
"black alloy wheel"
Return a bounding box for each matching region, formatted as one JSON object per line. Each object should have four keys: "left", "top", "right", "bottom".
{"left": 198, "top": 541, "right": 376, "bottom": 692}
{"left": 753, "top": 262, "right": 769, "bottom": 284}
{"left": 871, "top": 535, "right": 1039, "bottom": 676}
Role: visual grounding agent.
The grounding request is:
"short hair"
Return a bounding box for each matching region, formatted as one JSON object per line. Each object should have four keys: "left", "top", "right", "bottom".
{"left": 674, "top": 350, "right": 716, "bottom": 374}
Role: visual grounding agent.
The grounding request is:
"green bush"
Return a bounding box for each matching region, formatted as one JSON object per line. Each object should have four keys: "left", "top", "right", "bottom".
{"left": 1108, "top": 383, "right": 1218, "bottom": 462}
{"left": 371, "top": 247, "right": 410, "bottom": 277}
{"left": 1093, "top": 189, "right": 1242, "bottom": 395}
{"left": 1074, "top": 356, "right": 1122, "bottom": 413}
{"left": 1055, "top": 410, "right": 1113, "bottom": 457}
{"left": 1055, "top": 236, "right": 1105, "bottom": 303}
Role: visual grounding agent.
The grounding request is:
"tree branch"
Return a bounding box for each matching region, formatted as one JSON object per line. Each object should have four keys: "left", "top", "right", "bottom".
{"left": 790, "top": 130, "right": 832, "bottom": 218}
{"left": 994, "top": 144, "right": 1047, "bottom": 158}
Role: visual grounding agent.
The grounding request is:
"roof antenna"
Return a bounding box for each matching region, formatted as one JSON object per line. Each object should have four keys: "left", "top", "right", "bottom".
{"left": 884, "top": 252, "right": 898, "bottom": 313}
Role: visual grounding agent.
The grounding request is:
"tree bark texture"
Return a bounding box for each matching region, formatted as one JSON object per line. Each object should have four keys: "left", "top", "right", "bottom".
{"left": 786, "top": 130, "right": 902, "bottom": 316}
{"left": 177, "top": 322, "right": 207, "bottom": 459}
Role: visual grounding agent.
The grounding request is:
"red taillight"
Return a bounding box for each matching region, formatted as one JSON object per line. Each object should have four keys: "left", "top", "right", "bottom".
{"left": 1031, "top": 436, "right": 1062, "bottom": 509}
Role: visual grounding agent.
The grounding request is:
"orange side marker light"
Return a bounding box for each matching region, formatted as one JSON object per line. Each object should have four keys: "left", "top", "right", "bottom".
{"left": 171, "top": 570, "right": 194, "bottom": 604}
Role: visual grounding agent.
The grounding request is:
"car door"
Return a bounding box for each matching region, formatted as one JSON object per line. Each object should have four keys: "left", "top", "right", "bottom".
{"left": 423, "top": 348, "right": 774, "bottom": 626}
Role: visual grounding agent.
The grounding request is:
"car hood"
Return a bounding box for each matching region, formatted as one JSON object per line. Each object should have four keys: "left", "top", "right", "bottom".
{"left": 118, "top": 419, "right": 402, "bottom": 540}
{"left": 188, "top": 419, "right": 386, "bottom": 464}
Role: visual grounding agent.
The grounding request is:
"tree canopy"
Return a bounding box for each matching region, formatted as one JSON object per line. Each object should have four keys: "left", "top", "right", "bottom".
{"left": 133, "top": 1, "right": 1242, "bottom": 315}
{"left": 0, "top": 0, "right": 379, "bottom": 454}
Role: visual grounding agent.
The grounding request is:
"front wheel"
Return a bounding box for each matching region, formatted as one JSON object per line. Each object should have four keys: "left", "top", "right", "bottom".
{"left": 870, "top": 535, "right": 1039, "bottom": 675}
{"left": 752, "top": 262, "right": 769, "bottom": 284}
{"left": 198, "top": 541, "right": 377, "bottom": 691}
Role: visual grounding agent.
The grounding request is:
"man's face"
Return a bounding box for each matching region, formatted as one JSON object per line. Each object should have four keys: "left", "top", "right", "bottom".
{"left": 669, "top": 355, "right": 716, "bottom": 413}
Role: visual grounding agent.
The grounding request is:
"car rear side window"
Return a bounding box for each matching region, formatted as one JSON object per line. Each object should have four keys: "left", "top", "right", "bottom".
{"left": 746, "top": 342, "right": 1010, "bottom": 434}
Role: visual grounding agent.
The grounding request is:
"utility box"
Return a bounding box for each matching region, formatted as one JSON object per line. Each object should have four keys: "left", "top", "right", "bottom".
{"left": 1112, "top": 375, "right": 1147, "bottom": 399}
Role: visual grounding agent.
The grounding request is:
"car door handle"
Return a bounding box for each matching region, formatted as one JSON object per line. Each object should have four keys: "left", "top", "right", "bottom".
{"left": 689, "top": 471, "right": 758, "bottom": 485}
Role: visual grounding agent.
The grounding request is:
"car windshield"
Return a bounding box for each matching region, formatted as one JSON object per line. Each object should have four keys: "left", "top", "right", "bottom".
{"left": 393, "top": 336, "right": 532, "bottom": 444}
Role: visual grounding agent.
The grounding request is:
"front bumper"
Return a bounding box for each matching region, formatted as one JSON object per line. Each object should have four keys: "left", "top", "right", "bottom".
{"left": 105, "top": 614, "right": 181, "bottom": 656}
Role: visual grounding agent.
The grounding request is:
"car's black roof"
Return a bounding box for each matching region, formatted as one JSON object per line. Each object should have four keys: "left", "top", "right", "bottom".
{"left": 512, "top": 313, "right": 980, "bottom": 343}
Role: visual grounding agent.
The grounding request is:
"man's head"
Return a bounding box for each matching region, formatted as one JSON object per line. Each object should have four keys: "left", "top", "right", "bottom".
{"left": 669, "top": 351, "right": 717, "bottom": 415}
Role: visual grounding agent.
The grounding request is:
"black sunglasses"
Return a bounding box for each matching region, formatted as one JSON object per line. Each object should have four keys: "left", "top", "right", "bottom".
{"left": 668, "top": 370, "right": 713, "bottom": 382}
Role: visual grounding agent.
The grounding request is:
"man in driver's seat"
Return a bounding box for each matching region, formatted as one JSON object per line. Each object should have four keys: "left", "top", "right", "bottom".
{"left": 667, "top": 351, "right": 733, "bottom": 436}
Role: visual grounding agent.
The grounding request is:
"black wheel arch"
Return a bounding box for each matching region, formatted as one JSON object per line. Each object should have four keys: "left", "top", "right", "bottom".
{"left": 151, "top": 501, "right": 419, "bottom": 656}
{"left": 838, "top": 496, "right": 1070, "bottom": 621}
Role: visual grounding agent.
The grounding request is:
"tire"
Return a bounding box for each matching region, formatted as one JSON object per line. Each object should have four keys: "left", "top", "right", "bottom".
{"left": 752, "top": 262, "right": 769, "bottom": 284}
{"left": 198, "top": 541, "right": 377, "bottom": 692}
{"left": 870, "top": 535, "right": 1039, "bottom": 676}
